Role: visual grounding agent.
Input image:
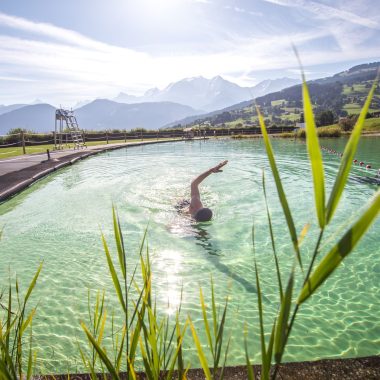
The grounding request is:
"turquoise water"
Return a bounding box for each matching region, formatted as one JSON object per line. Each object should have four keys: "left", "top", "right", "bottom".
{"left": 0, "top": 138, "right": 379, "bottom": 373}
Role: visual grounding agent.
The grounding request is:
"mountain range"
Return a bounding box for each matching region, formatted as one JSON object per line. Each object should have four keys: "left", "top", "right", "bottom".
{"left": 114, "top": 76, "right": 299, "bottom": 112}
{"left": 2, "top": 64, "right": 377, "bottom": 134}
{"left": 178, "top": 62, "right": 380, "bottom": 129}
{"left": 0, "top": 76, "right": 298, "bottom": 134}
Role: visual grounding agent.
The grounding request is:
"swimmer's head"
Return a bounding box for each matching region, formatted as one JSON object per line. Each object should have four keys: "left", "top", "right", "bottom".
{"left": 194, "top": 207, "right": 213, "bottom": 222}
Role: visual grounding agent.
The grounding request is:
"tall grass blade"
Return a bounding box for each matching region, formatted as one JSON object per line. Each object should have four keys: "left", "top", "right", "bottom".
{"left": 257, "top": 107, "right": 302, "bottom": 269}
{"left": 101, "top": 233, "right": 126, "bottom": 312}
{"left": 253, "top": 259, "right": 268, "bottom": 375}
{"left": 21, "top": 309, "right": 35, "bottom": 336}
{"left": 166, "top": 320, "right": 188, "bottom": 380}
{"left": 244, "top": 327, "right": 255, "bottom": 380}
{"left": 6, "top": 285, "right": 11, "bottom": 353}
{"left": 302, "top": 76, "right": 326, "bottom": 228}
{"left": 274, "top": 269, "right": 294, "bottom": 364}
{"left": 175, "top": 313, "right": 185, "bottom": 379}
{"left": 298, "top": 223, "right": 310, "bottom": 246}
{"left": 127, "top": 357, "right": 137, "bottom": 380}
{"left": 215, "top": 298, "right": 228, "bottom": 371}
{"left": 262, "top": 171, "right": 283, "bottom": 300}
{"left": 0, "top": 359, "right": 13, "bottom": 380}
{"left": 298, "top": 189, "right": 380, "bottom": 304}
{"left": 0, "top": 340, "right": 17, "bottom": 379}
{"left": 115, "top": 326, "right": 126, "bottom": 372}
{"left": 326, "top": 78, "right": 378, "bottom": 223}
{"left": 189, "top": 318, "right": 212, "bottom": 380}
{"left": 24, "top": 262, "right": 43, "bottom": 305}
{"left": 199, "top": 288, "right": 214, "bottom": 357}
{"left": 81, "top": 322, "right": 120, "bottom": 380}
{"left": 112, "top": 206, "right": 126, "bottom": 279}
{"left": 210, "top": 278, "right": 218, "bottom": 340}
{"left": 26, "top": 330, "right": 33, "bottom": 380}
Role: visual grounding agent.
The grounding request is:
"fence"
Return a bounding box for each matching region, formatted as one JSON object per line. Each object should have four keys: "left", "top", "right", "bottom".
{"left": 0, "top": 127, "right": 295, "bottom": 154}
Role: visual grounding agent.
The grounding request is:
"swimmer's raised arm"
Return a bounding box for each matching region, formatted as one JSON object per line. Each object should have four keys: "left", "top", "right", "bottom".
{"left": 191, "top": 160, "right": 228, "bottom": 198}
{"left": 187, "top": 160, "right": 228, "bottom": 221}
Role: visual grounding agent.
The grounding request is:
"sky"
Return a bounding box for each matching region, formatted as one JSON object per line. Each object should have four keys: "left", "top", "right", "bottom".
{"left": 0, "top": 0, "right": 379, "bottom": 106}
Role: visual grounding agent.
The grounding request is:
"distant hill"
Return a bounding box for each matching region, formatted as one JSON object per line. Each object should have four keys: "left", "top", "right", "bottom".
{"left": 179, "top": 62, "right": 380, "bottom": 129}
{"left": 75, "top": 99, "right": 198, "bottom": 130}
{"left": 115, "top": 76, "right": 299, "bottom": 113}
{"left": 0, "top": 100, "right": 198, "bottom": 133}
{"left": 0, "top": 104, "right": 28, "bottom": 116}
{"left": 255, "top": 62, "right": 380, "bottom": 112}
{"left": 0, "top": 104, "right": 56, "bottom": 134}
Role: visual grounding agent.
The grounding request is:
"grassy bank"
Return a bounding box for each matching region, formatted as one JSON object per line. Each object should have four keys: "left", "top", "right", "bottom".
{"left": 0, "top": 138, "right": 182, "bottom": 160}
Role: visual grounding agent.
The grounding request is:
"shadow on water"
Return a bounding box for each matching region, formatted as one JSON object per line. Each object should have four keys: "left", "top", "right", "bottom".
{"left": 192, "top": 223, "right": 260, "bottom": 296}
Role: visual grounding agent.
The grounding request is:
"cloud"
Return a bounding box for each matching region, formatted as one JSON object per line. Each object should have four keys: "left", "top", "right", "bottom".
{"left": 262, "top": 0, "right": 379, "bottom": 29}
{"left": 223, "top": 5, "right": 263, "bottom": 17}
{"left": 0, "top": 9, "right": 378, "bottom": 104}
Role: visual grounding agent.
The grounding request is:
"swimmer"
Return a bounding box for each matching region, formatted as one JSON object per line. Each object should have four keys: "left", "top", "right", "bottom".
{"left": 177, "top": 160, "right": 228, "bottom": 222}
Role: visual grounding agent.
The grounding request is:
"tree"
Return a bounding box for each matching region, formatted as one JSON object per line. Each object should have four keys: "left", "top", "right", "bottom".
{"left": 316, "top": 110, "right": 335, "bottom": 127}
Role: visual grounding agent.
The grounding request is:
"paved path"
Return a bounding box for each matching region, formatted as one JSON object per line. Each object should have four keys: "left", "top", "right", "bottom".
{"left": 0, "top": 139, "right": 191, "bottom": 202}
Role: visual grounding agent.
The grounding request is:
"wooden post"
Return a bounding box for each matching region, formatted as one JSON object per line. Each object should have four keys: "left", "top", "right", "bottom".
{"left": 21, "top": 131, "right": 26, "bottom": 154}
{"left": 106, "top": 131, "right": 109, "bottom": 144}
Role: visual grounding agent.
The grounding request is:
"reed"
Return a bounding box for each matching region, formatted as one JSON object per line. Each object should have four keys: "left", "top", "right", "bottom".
{"left": 189, "top": 279, "right": 230, "bottom": 380}
{"left": 247, "top": 70, "right": 380, "bottom": 380}
{"left": 80, "top": 206, "right": 187, "bottom": 379}
{"left": 0, "top": 258, "right": 42, "bottom": 380}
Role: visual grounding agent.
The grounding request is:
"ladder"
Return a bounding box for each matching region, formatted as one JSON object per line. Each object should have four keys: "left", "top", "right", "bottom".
{"left": 58, "top": 109, "right": 86, "bottom": 149}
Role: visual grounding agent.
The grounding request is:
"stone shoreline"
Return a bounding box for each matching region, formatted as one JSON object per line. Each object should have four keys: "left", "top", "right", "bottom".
{"left": 34, "top": 356, "right": 380, "bottom": 379}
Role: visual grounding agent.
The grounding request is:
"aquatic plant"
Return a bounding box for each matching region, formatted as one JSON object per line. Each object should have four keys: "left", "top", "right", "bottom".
{"left": 245, "top": 72, "right": 380, "bottom": 380}
{"left": 0, "top": 257, "right": 42, "bottom": 380}
{"left": 189, "top": 279, "right": 230, "bottom": 380}
{"left": 80, "top": 207, "right": 187, "bottom": 379}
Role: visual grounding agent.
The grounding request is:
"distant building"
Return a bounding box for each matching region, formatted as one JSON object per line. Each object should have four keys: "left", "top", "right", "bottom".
{"left": 295, "top": 122, "right": 306, "bottom": 129}
{"left": 183, "top": 127, "right": 194, "bottom": 139}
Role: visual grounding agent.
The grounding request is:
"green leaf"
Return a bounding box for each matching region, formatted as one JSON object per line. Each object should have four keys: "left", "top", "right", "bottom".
{"left": 254, "top": 259, "right": 267, "bottom": 373}
{"left": 115, "top": 326, "right": 126, "bottom": 372}
{"left": 24, "top": 262, "right": 43, "bottom": 305}
{"left": 326, "top": 78, "right": 378, "bottom": 223}
{"left": 112, "top": 206, "right": 126, "bottom": 279}
{"left": 26, "top": 335, "right": 33, "bottom": 380}
{"left": 199, "top": 288, "right": 214, "bottom": 358}
{"left": 257, "top": 107, "right": 302, "bottom": 269}
{"left": 302, "top": 77, "right": 326, "bottom": 228}
{"left": 21, "top": 309, "right": 36, "bottom": 336}
{"left": 0, "top": 359, "right": 14, "bottom": 380}
{"left": 262, "top": 171, "right": 283, "bottom": 300}
{"left": 298, "top": 189, "right": 380, "bottom": 304}
{"left": 81, "top": 322, "right": 120, "bottom": 380}
{"left": 166, "top": 320, "right": 188, "bottom": 380}
{"left": 274, "top": 269, "right": 294, "bottom": 364}
{"left": 189, "top": 318, "right": 212, "bottom": 380}
{"left": 101, "top": 233, "right": 126, "bottom": 312}
{"left": 244, "top": 328, "right": 255, "bottom": 380}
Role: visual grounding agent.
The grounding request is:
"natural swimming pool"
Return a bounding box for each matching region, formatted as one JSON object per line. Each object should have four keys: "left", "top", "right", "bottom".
{"left": 0, "top": 137, "right": 379, "bottom": 373}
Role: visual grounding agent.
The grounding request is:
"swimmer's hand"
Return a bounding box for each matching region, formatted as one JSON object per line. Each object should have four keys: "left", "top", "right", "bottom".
{"left": 211, "top": 160, "right": 228, "bottom": 173}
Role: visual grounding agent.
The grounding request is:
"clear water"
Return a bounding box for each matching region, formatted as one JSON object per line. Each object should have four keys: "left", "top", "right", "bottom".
{"left": 0, "top": 138, "right": 379, "bottom": 373}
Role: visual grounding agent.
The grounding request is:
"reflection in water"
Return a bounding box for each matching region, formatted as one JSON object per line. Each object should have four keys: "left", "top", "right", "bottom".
{"left": 192, "top": 223, "right": 259, "bottom": 295}
{"left": 193, "top": 223, "right": 221, "bottom": 256}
